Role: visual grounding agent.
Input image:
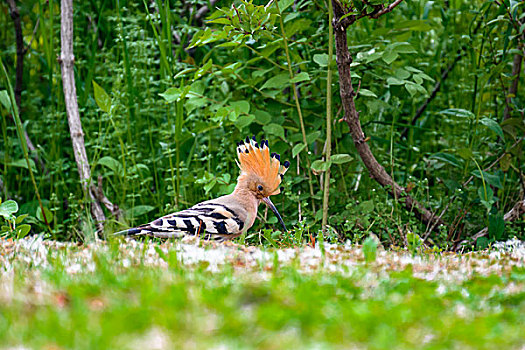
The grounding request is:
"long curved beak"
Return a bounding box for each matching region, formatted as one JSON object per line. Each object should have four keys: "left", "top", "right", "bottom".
{"left": 262, "top": 197, "right": 287, "bottom": 232}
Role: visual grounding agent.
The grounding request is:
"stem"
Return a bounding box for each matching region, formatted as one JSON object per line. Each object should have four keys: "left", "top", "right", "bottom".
{"left": 321, "top": 0, "right": 334, "bottom": 236}
{"left": 274, "top": 1, "right": 317, "bottom": 215}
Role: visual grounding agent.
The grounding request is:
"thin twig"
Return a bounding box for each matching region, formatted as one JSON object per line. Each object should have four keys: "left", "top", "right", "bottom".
{"left": 371, "top": 0, "right": 404, "bottom": 18}
{"left": 25, "top": 17, "right": 40, "bottom": 53}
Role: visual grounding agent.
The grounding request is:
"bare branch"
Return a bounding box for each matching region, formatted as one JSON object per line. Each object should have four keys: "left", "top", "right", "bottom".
{"left": 195, "top": 0, "right": 218, "bottom": 21}
{"left": 60, "top": 0, "right": 108, "bottom": 234}
{"left": 25, "top": 17, "right": 40, "bottom": 53}
{"left": 371, "top": 0, "right": 404, "bottom": 18}
{"left": 91, "top": 176, "right": 122, "bottom": 220}
{"left": 331, "top": 0, "right": 444, "bottom": 232}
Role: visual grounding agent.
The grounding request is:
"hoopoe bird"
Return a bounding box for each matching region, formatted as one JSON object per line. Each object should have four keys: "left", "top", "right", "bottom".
{"left": 116, "top": 136, "right": 290, "bottom": 240}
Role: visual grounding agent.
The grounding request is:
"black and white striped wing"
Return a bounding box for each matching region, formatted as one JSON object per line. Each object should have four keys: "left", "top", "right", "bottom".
{"left": 123, "top": 202, "right": 245, "bottom": 240}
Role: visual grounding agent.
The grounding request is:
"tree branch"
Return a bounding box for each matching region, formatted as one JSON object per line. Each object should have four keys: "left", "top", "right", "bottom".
{"left": 331, "top": 0, "right": 443, "bottom": 232}
{"left": 194, "top": 0, "right": 218, "bottom": 22}
{"left": 60, "top": 0, "right": 108, "bottom": 235}
{"left": 371, "top": 0, "right": 404, "bottom": 18}
{"left": 6, "top": 0, "right": 46, "bottom": 173}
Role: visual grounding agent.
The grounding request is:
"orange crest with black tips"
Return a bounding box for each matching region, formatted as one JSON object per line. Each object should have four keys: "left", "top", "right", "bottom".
{"left": 236, "top": 136, "right": 289, "bottom": 195}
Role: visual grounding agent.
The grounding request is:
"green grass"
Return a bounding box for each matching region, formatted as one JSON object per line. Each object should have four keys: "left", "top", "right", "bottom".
{"left": 0, "top": 238, "right": 524, "bottom": 349}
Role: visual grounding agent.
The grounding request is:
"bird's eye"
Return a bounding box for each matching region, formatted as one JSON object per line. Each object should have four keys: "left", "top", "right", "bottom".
{"left": 257, "top": 185, "right": 263, "bottom": 191}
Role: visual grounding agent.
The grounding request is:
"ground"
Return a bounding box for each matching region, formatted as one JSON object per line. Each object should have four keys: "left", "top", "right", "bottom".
{"left": 0, "top": 236, "right": 524, "bottom": 349}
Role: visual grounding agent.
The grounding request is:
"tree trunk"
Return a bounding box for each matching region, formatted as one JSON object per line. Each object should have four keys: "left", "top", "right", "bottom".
{"left": 60, "top": 0, "right": 106, "bottom": 233}
{"left": 331, "top": 0, "right": 443, "bottom": 231}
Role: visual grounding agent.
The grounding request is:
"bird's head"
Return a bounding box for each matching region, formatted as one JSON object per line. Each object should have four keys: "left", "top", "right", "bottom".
{"left": 235, "top": 136, "right": 290, "bottom": 231}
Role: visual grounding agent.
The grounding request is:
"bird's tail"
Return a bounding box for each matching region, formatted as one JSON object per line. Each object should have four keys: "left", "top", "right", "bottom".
{"left": 113, "top": 226, "right": 184, "bottom": 239}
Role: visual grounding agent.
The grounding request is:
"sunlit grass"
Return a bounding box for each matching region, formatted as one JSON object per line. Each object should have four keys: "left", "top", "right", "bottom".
{"left": 1, "top": 237, "right": 523, "bottom": 349}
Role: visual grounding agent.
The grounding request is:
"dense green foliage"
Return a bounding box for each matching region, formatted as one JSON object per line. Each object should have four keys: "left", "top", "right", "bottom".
{"left": 0, "top": 0, "right": 523, "bottom": 248}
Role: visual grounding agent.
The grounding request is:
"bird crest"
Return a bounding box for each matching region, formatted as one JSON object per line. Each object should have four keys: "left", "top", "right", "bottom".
{"left": 236, "top": 136, "right": 289, "bottom": 195}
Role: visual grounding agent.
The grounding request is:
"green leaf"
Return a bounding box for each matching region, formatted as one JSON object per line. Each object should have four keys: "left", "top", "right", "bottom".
{"left": 358, "top": 89, "right": 377, "bottom": 98}
{"left": 386, "top": 77, "right": 404, "bottom": 85}
{"left": 394, "top": 68, "right": 410, "bottom": 80}
{"left": 207, "top": 17, "right": 231, "bottom": 25}
{"left": 478, "top": 185, "right": 494, "bottom": 202}
{"left": 126, "top": 205, "right": 155, "bottom": 218}
{"left": 440, "top": 108, "right": 475, "bottom": 119}
{"left": 382, "top": 51, "right": 399, "bottom": 64}
{"left": 0, "top": 200, "right": 18, "bottom": 218}
{"left": 313, "top": 54, "right": 331, "bottom": 67}
{"left": 290, "top": 72, "right": 310, "bottom": 83}
{"left": 0, "top": 90, "right": 11, "bottom": 111}
{"left": 292, "top": 143, "right": 306, "bottom": 158}
{"left": 7, "top": 159, "right": 37, "bottom": 173}
{"left": 413, "top": 75, "right": 423, "bottom": 84}
{"left": 204, "top": 179, "right": 217, "bottom": 194}
{"left": 472, "top": 170, "right": 503, "bottom": 189}
{"left": 405, "top": 82, "right": 427, "bottom": 96}
{"left": 234, "top": 115, "right": 255, "bottom": 130}
{"left": 306, "top": 131, "right": 321, "bottom": 144}
{"left": 405, "top": 83, "right": 417, "bottom": 97}
{"left": 263, "top": 123, "right": 285, "bottom": 139}
{"left": 194, "top": 59, "right": 213, "bottom": 80}
{"left": 15, "top": 214, "right": 28, "bottom": 224}
{"left": 97, "top": 156, "right": 124, "bottom": 177}
{"left": 330, "top": 154, "right": 353, "bottom": 164}
{"left": 262, "top": 229, "right": 279, "bottom": 248}
{"left": 16, "top": 224, "right": 31, "bottom": 239}
{"left": 389, "top": 42, "right": 417, "bottom": 54}
{"left": 362, "top": 51, "right": 382, "bottom": 64}
{"left": 394, "top": 20, "right": 433, "bottom": 31}
{"left": 230, "top": 100, "right": 251, "bottom": 114}
{"left": 159, "top": 87, "right": 181, "bottom": 103}
{"left": 173, "top": 68, "right": 195, "bottom": 80}
{"left": 357, "top": 200, "right": 374, "bottom": 214}
{"left": 478, "top": 185, "right": 494, "bottom": 211}
{"left": 488, "top": 212, "right": 505, "bottom": 240}
{"left": 476, "top": 236, "right": 489, "bottom": 250}
{"left": 254, "top": 110, "right": 272, "bottom": 125}
{"left": 407, "top": 232, "right": 423, "bottom": 250}
{"left": 456, "top": 148, "right": 474, "bottom": 160}
{"left": 430, "top": 152, "right": 463, "bottom": 168}
{"left": 36, "top": 206, "right": 53, "bottom": 223}
{"left": 311, "top": 160, "right": 331, "bottom": 172}
{"left": 261, "top": 74, "right": 289, "bottom": 90}
{"left": 480, "top": 117, "right": 504, "bottom": 140}
{"left": 278, "top": 0, "right": 294, "bottom": 12}
{"left": 363, "top": 236, "right": 378, "bottom": 263}
{"left": 415, "top": 72, "right": 435, "bottom": 83}
{"left": 92, "top": 80, "right": 111, "bottom": 113}
{"left": 405, "top": 66, "right": 422, "bottom": 73}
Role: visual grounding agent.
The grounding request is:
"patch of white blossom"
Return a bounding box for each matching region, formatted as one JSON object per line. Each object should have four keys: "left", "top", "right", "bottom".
{"left": 0, "top": 235, "right": 523, "bottom": 282}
